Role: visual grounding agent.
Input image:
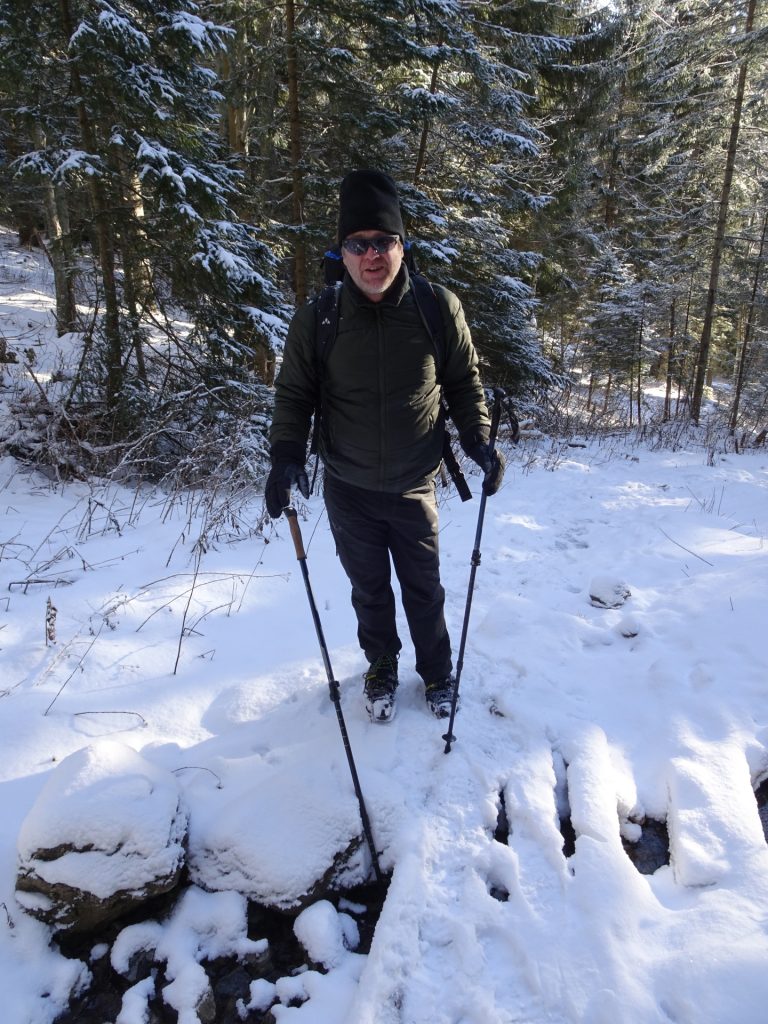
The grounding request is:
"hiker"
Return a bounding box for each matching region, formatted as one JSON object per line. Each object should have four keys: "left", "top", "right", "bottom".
{"left": 266, "top": 168, "right": 504, "bottom": 722}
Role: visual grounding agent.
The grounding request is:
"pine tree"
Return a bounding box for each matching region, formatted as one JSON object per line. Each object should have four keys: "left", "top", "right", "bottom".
{"left": 0, "top": 0, "right": 80, "bottom": 334}
{"left": 381, "top": 0, "right": 566, "bottom": 393}
{"left": 215, "top": 0, "right": 569, "bottom": 398}
{"left": 690, "top": 0, "right": 760, "bottom": 421}
{"left": 1, "top": 0, "right": 289, "bottom": 467}
{"left": 512, "top": 1, "right": 630, "bottom": 410}
{"left": 527, "top": 0, "right": 768, "bottom": 429}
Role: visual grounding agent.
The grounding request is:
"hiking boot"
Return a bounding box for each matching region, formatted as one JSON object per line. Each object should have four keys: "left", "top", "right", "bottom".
{"left": 363, "top": 654, "right": 398, "bottom": 724}
{"left": 425, "top": 677, "right": 456, "bottom": 719}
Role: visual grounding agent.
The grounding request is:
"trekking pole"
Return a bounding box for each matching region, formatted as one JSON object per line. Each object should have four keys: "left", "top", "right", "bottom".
{"left": 443, "top": 387, "right": 505, "bottom": 754}
{"left": 284, "top": 508, "right": 384, "bottom": 883}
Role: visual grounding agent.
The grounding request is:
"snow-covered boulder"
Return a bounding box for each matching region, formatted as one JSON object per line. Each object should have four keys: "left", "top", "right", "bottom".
{"left": 188, "top": 769, "right": 367, "bottom": 911}
{"left": 15, "top": 740, "right": 187, "bottom": 933}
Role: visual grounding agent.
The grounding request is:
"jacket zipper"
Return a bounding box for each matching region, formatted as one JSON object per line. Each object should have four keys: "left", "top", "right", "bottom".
{"left": 377, "top": 306, "right": 387, "bottom": 490}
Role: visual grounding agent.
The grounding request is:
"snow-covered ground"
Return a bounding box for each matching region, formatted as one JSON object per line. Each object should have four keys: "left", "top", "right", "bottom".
{"left": 2, "top": 229, "right": 768, "bottom": 1023}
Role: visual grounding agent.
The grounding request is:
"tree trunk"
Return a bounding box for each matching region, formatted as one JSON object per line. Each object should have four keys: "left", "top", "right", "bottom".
{"left": 602, "top": 372, "right": 612, "bottom": 414}
{"left": 628, "top": 360, "right": 634, "bottom": 428}
{"left": 691, "top": 0, "right": 757, "bottom": 422}
{"left": 604, "top": 84, "right": 626, "bottom": 231}
{"left": 32, "top": 124, "right": 77, "bottom": 334}
{"left": 414, "top": 51, "right": 442, "bottom": 186}
{"left": 119, "top": 250, "right": 148, "bottom": 387}
{"left": 220, "top": 46, "right": 249, "bottom": 156}
{"left": 678, "top": 273, "right": 695, "bottom": 416}
{"left": 285, "top": 0, "right": 306, "bottom": 304}
{"left": 59, "top": 0, "right": 123, "bottom": 421}
{"left": 112, "top": 149, "right": 151, "bottom": 385}
{"left": 42, "top": 186, "right": 77, "bottom": 336}
{"left": 729, "top": 207, "right": 767, "bottom": 431}
{"left": 664, "top": 297, "right": 676, "bottom": 421}
{"left": 635, "top": 300, "right": 645, "bottom": 428}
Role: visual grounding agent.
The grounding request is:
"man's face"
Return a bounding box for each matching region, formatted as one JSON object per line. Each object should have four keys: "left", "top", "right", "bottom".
{"left": 341, "top": 230, "right": 403, "bottom": 302}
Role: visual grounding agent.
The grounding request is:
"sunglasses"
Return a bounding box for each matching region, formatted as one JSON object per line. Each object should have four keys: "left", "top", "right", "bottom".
{"left": 341, "top": 235, "right": 401, "bottom": 256}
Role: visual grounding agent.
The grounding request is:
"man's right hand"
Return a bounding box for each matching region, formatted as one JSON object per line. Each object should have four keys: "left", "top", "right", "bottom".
{"left": 460, "top": 429, "right": 505, "bottom": 496}
{"left": 265, "top": 459, "right": 310, "bottom": 518}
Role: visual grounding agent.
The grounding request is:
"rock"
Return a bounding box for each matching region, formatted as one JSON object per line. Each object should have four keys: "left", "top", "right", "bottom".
{"left": 196, "top": 979, "right": 217, "bottom": 1024}
{"left": 589, "top": 575, "right": 631, "bottom": 609}
{"left": 616, "top": 613, "right": 640, "bottom": 638}
{"left": 209, "top": 963, "right": 252, "bottom": 1022}
{"left": 119, "top": 941, "right": 159, "bottom": 984}
{"left": 16, "top": 740, "right": 187, "bottom": 933}
{"left": 188, "top": 768, "right": 368, "bottom": 911}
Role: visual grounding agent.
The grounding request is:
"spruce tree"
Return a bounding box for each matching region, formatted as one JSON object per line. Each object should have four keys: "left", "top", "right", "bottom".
{"left": 1, "top": 0, "right": 289, "bottom": 467}
{"left": 216, "top": 0, "right": 568, "bottom": 398}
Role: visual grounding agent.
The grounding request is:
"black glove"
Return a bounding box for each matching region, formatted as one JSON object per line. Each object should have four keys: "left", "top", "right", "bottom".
{"left": 460, "top": 429, "right": 505, "bottom": 496}
{"left": 265, "top": 444, "right": 310, "bottom": 518}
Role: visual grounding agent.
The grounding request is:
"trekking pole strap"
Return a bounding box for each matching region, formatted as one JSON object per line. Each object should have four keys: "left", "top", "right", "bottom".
{"left": 487, "top": 387, "right": 504, "bottom": 454}
{"left": 442, "top": 431, "right": 472, "bottom": 502}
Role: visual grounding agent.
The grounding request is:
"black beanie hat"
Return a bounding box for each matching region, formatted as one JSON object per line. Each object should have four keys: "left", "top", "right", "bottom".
{"left": 338, "top": 169, "right": 405, "bottom": 243}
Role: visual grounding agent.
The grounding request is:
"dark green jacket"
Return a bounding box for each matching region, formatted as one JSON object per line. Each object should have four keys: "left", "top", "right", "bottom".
{"left": 270, "top": 266, "right": 490, "bottom": 493}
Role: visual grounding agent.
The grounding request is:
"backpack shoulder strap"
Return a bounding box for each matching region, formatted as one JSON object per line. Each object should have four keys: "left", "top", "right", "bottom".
{"left": 410, "top": 274, "right": 472, "bottom": 501}
{"left": 315, "top": 281, "right": 342, "bottom": 366}
{"left": 410, "top": 273, "right": 447, "bottom": 377}
{"left": 309, "top": 282, "right": 342, "bottom": 456}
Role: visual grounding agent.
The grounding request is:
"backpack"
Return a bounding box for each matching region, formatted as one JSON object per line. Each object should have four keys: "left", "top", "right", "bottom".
{"left": 309, "top": 243, "right": 471, "bottom": 501}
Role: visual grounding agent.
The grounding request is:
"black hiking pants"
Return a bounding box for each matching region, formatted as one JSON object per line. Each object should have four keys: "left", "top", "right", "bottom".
{"left": 323, "top": 475, "right": 452, "bottom": 684}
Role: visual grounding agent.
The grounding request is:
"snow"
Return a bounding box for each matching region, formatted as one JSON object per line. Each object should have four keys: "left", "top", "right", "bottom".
{"left": 238, "top": 976, "right": 276, "bottom": 1015}
{"left": 50, "top": 150, "right": 102, "bottom": 183}
{"left": 162, "top": 12, "right": 229, "bottom": 54}
{"left": 398, "top": 86, "right": 460, "bottom": 111}
{"left": 96, "top": 10, "right": 150, "bottom": 54}
{"left": 241, "top": 304, "right": 291, "bottom": 342}
{"left": 293, "top": 900, "right": 359, "bottom": 969}
{"left": 2, "top": 229, "right": 768, "bottom": 1022}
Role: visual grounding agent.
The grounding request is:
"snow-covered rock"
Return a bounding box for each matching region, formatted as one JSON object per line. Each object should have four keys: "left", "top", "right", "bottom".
{"left": 188, "top": 769, "right": 367, "bottom": 911}
{"left": 16, "top": 740, "right": 187, "bottom": 933}
{"left": 589, "top": 574, "right": 631, "bottom": 608}
{"left": 112, "top": 887, "right": 270, "bottom": 1023}
{"left": 294, "top": 899, "right": 360, "bottom": 969}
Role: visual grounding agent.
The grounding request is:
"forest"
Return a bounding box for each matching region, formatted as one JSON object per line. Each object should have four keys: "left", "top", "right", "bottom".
{"left": 1, "top": 0, "right": 766, "bottom": 487}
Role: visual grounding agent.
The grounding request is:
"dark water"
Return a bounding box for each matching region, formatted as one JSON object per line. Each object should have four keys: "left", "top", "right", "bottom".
{"left": 755, "top": 778, "right": 768, "bottom": 841}
{"left": 621, "top": 818, "right": 670, "bottom": 874}
{"left": 53, "top": 879, "right": 389, "bottom": 1024}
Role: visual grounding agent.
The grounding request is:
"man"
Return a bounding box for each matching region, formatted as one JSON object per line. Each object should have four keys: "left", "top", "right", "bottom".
{"left": 266, "top": 169, "right": 503, "bottom": 723}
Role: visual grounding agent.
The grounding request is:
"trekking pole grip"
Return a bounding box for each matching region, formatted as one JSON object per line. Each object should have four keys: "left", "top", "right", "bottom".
{"left": 285, "top": 507, "right": 306, "bottom": 560}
